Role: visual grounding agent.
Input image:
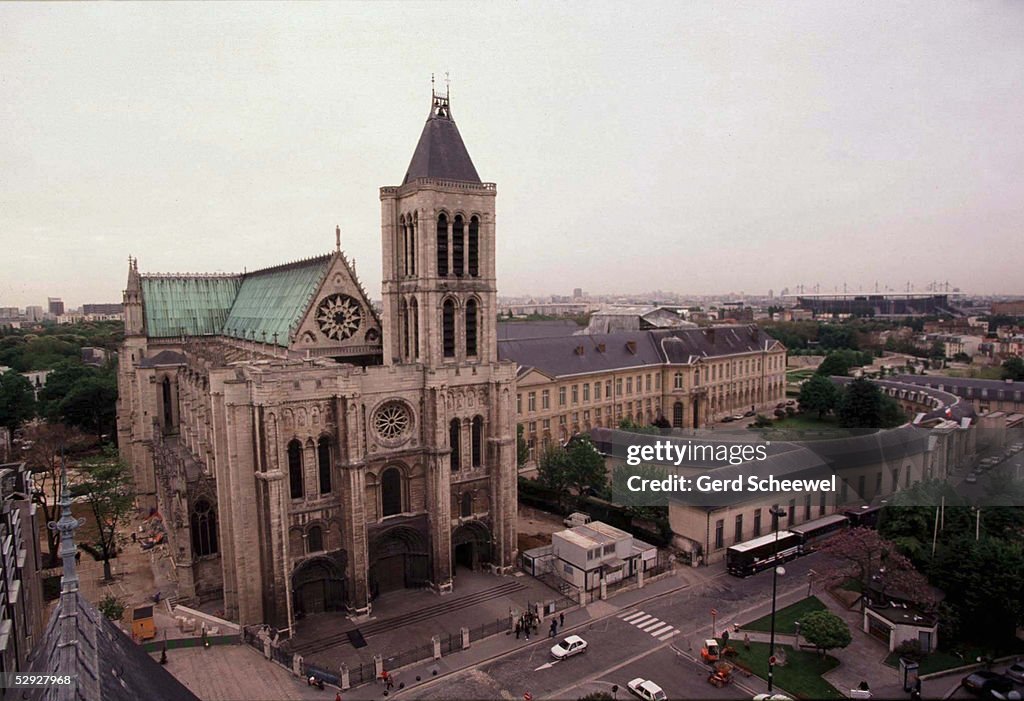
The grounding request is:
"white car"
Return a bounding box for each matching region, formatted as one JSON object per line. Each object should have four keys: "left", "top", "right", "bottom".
{"left": 965, "top": 472, "right": 978, "bottom": 484}
{"left": 550, "top": 635, "right": 588, "bottom": 659}
{"left": 753, "top": 695, "right": 794, "bottom": 701}
{"left": 627, "top": 678, "right": 666, "bottom": 701}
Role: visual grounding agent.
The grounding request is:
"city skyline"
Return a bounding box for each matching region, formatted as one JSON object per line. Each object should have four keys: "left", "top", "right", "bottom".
{"left": 3, "top": 3, "right": 1024, "bottom": 308}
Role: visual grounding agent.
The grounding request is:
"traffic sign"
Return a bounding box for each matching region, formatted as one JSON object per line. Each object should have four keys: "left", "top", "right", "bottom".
{"left": 711, "top": 608, "right": 718, "bottom": 616}
{"left": 769, "top": 655, "right": 777, "bottom": 665}
{"left": 524, "top": 693, "right": 533, "bottom": 701}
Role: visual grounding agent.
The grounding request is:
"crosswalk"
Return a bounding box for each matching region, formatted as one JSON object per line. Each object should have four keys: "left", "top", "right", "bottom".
{"left": 617, "top": 609, "right": 679, "bottom": 641}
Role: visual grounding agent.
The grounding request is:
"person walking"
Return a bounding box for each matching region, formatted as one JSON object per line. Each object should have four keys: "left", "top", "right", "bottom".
{"left": 549, "top": 620, "right": 557, "bottom": 638}
{"left": 559, "top": 612, "right": 564, "bottom": 628}
{"left": 515, "top": 621, "right": 521, "bottom": 639}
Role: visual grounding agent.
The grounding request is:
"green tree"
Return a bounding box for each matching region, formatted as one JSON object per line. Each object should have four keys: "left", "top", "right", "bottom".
{"left": 516, "top": 424, "right": 528, "bottom": 468}
{"left": 564, "top": 436, "right": 607, "bottom": 498}
{"left": 798, "top": 375, "right": 840, "bottom": 419}
{"left": 537, "top": 445, "right": 572, "bottom": 510}
{"left": 799, "top": 610, "right": 852, "bottom": 657}
{"left": 57, "top": 373, "right": 118, "bottom": 439}
{"left": 38, "top": 361, "right": 94, "bottom": 419}
{"left": 1002, "top": 356, "right": 1024, "bottom": 381}
{"left": 0, "top": 372, "right": 36, "bottom": 431}
{"left": 98, "top": 593, "right": 126, "bottom": 622}
{"left": 837, "top": 377, "right": 883, "bottom": 428}
{"left": 611, "top": 463, "right": 669, "bottom": 508}
{"left": 72, "top": 447, "right": 135, "bottom": 582}
{"left": 618, "top": 416, "right": 658, "bottom": 435}
{"left": 816, "top": 352, "right": 852, "bottom": 377}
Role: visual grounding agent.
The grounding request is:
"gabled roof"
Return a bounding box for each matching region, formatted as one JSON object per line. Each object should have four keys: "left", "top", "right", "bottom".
{"left": 221, "top": 255, "right": 331, "bottom": 345}
{"left": 403, "top": 92, "right": 480, "bottom": 184}
{"left": 141, "top": 275, "right": 241, "bottom": 337}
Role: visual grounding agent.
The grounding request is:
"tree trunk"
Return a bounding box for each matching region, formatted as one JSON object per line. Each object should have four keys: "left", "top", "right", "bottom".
{"left": 102, "top": 557, "right": 113, "bottom": 582}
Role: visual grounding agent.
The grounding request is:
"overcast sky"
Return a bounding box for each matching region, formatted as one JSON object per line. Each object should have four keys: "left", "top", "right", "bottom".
{"left": 2, "top": 2, "right": 1023, "bottom": 308}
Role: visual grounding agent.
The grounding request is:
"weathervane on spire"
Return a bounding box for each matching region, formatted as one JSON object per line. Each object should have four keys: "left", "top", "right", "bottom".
{"left": 335, "top": 225, "right": 341, "bottom": 253}
{"left": 445, "top": 71, "right": 450, "bottom": 98}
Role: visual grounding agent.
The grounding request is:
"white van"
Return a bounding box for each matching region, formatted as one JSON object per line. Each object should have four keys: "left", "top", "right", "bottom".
{"left": 563, "top": 512, "right": 592, "bottom": 528}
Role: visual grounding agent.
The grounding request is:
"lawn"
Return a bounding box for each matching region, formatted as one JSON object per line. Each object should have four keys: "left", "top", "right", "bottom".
{"left": 742, "top": 596, "right": 828, "bottom": 635}
{"left": 729, "top": 641, "right": 844, "bottom": 700}
{"left": 751, "top": 414, "right": 865, "bottom": 441}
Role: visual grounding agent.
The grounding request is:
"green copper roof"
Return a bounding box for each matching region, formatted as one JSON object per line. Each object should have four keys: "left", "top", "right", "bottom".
{"left": 141, "top": 276, "right": 241, "bottom": 338}
{"left": 222, "top": 256, "right": 331, "bottom": 345}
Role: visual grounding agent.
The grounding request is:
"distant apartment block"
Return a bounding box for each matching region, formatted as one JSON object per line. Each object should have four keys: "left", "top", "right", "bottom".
{"left": 991, "top": 300, "right": 1024, "bottom": 316}
{"left": 47, "top": 297, "right": 64, "bottom": 316}
{"left": 82, "top": 303, "right": 124, "bottom": 315}
{"left": 24, "top": 306, "right": 43, "bottom": 322}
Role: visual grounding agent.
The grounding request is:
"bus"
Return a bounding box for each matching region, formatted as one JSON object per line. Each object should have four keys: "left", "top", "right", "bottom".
{"left": 790, "top": 514, "right": 849, "bottom": 552}
{"left": 726, "top": 530, "right": 802, "bottom": 577}
{"left": 844, "top": 504, "right": 883, "bottom": 529}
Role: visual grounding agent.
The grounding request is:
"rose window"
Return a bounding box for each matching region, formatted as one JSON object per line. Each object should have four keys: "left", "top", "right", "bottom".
{"left": 374, "top": 403, "right": 411, "bottom": 440}
{"left": 316, "top": 294, "right": 362, "bottom": 341}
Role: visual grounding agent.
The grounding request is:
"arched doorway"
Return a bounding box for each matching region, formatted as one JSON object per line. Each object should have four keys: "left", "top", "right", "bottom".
{"left": 672, "top": 402, "right": 684, "bottom": 428}
{"left": 451, "top": 521, "right": 492, "bottom": 574}
{"left": 692, "top": 398, "right": 700, "bottom": 429}
{"left": 292, "top": 556, "right": 346, "bottom": 616}
{"left": 369, "top": 526, "right": 430, "bottom": 597}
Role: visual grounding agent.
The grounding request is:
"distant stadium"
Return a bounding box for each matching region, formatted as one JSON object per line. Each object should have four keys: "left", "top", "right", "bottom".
{"left": 791, "top": 292, "right": 962, "bottom": 317}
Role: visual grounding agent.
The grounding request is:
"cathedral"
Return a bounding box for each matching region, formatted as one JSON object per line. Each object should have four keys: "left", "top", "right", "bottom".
{"left": 116, "top": 88, "right": 519, "bottom": 631}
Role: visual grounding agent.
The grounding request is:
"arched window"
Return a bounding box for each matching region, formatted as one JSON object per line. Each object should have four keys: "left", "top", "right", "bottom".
{"left": 162, "top": 376, "right": 174, "bottom": 428}
{"left": 381, "top": 467, "right": 402, "bottom": 517}
{"left": 468, "top": 216, "right": 480, "bottom": 277}
{"left": 436, "top": 213, "right": 449, "bottom": 277}
{"left": 465, "top": 299, "right": 478, "bottom": 357}
{"left": 674, "top": 372, "right": 684, "bottom": 390}
{"left": 442, "top": 299, "right": 456, "bottom": 358}
{"left": 191, "top": 499, "right": 218, "bottom": 557}
{"left": 317, "top": 437, "right": 332, "bottom": 495}
{"left": 307, "top": 525, "right": 323, "bottom": 553}
{"left": 461, "top": 492, "right": 473, "bottom": 518}
{"left": 410, "top": 297, "right": 419, "bottom": 360}
{"left": 673, "top": 402, "right": 684, "bottom": 428}
{"left": 288, "top": 440, "right": 304, "bottom": 499}
{"left": 400, "top": 215, "right": 408, "bottom": 276}
{"left": 450, "top": 419, "right": 461, "bottom": 471}
{"left": 399, "top": 298, "right": 409, "bottom": 360}
{"left": 452, "top": 214, "right": 465, "bottom": 276}
{"left": 471, "top": 415, "right": 483, "bottom": 467}
{"left": 410, "top": 213, "right": 417, "bottom": 276}
{"left": 694, "top": 369, "right": 700, "bottom": 386}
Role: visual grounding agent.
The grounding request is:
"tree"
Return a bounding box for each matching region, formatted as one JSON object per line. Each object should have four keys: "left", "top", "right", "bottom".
{"left": 1002, "top": 356, "right": 1024, "bottom": 381}
{"left": 750, "top": 414, "right": 773, "bottom": 428}
{"left": 564, "top": 436, "right": 607, "bottom": 498}
{"left": 837, "top": 377, "right": 881, "bottom": 429}
{"left": 799, "top": 610, "right": 852, "bottom": 657}
{"left": 57, "top": 373, "right": 118, "bottom": 440}
{"left": 516, "top": 424, "right": 528, "bottom": 468}
{"left": 22, "top": 421, "right": 91, "bottom": 566}
{"left": 797, "top": 375, "right": 840, "bottom": 419}
{"left": 537, "top": 445, "right": 572, "bottom": 510}
{"left": 816, "top": 352, "right": 852, "bottom": 377}
{"left": 618, "top": 416, "right": 658, "bottom": 435}
{"left": 819, "top": 527, "right": 936, "bottom": 612}
{"left": 98, "top": 593, "right": 126, "bottom": 622}
{"left": 577, "top": 694, "right": 614, "bottom": 701}
{"left": 37, "top": 361, "right": 94, "bottom": 419}
{"left": 71, "top": 447, "right": 134, "bottom": 582}
{"left": 0, "top": 371, "right": 35, "bottom": 431}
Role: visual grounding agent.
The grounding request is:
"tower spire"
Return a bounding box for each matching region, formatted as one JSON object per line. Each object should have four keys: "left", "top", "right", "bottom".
{"left": 49, "top": 451, "right": 85, "bottom": 593}
{"left": 335, "top": 225, "right": 341, "bottom": 253}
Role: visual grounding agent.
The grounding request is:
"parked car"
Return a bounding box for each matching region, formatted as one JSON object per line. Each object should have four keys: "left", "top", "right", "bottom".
{"left": 721, "top": 416, "right": 736, "bottom": 423}
{"left": 563, "top": 512, "right": 592, "bottom": 528}
{"left": 962, "top": 671, "right": 1013, "bottom": 697}
{"left": 551, "top": 635, "right": 588, "bottom": 659}
{"left": 775, "top": 402, "right": 787, "bottom": 409}
{"left": 1005, "top": 661, "right": 1024, "bottom": 683}
{"left": 785, "top": 400, "right": 796, "bottom": 406}
{"left": 731, "top": 414, "right": 746, "bottom": 421}
{"left": 753, "top": 695, "right": 794, "bottom": 701}
{"left": 965, "top": 472, "right": 978, "bottom": 484}
{"left": 744, "top": 410, "right": 757, "bottom": 417}
{"left": 627, "top": 678, "right": 667, "bottom": 701}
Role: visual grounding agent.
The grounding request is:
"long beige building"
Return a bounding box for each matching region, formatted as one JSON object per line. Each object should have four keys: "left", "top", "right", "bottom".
{"left": 500, "top": 325, "right": 787, "bottom": 461}
{"left": 117, "top": 89, "right": 518, "bottom": 630}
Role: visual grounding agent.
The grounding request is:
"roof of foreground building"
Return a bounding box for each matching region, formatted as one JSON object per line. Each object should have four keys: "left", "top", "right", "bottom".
{"left": 403, "top": 91, "right": 481, "bottom": 184}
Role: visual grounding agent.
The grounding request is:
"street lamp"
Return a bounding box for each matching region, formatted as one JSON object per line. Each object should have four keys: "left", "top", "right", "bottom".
{"left": 767, "top": 504, "right": 787, "bottom": 693}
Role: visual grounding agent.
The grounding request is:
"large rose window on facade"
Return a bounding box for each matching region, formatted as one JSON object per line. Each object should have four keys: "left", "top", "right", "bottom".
{"left": 373, "top": 402, "right": 412, "bottom": 442}
{"left": 316, "top": 294, "right": 362, "bottom": 340}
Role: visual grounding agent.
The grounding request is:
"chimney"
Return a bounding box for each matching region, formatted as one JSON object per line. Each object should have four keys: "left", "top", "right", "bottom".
{"left": 625, "top": 341, "right": 637, "bottom": 354}
{"left": 574, "top": 345, "right": 585, "bottom": 356}
{"left": 596, "top": 343, "right": 606, "bottom": 353}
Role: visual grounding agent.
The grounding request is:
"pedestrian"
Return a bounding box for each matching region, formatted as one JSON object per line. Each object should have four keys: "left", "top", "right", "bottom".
{"left": 75, "top": 550, "right": 81, "bottom": 564}
{"left": 549, "top": 620, "right": 557, "bottom": 638}
{"left": 515, "top": 622, "right": 521, "bottom": 639}
{"left": 335, "top": 693, "right": 342, "bottom": 701}
{"left": 386, "top": 675, "right": 394, "bottom": 691}
{"left": 559, "top": 612, "right": 564, "bottom": 628}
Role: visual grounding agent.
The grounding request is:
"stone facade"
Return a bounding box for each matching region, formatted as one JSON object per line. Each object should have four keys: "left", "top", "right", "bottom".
{"left": 117, "top": 89, "right": 518, "bottom": 630}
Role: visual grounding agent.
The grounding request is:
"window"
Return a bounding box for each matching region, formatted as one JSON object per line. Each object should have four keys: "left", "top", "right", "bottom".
{"left": 804, "top": 493, "right": 811, "bottom": 520}
{"left": 583, "top": 383, "right": 590, "bottom": 402}
{"left": 442, "top": 299, "right": 455, "bottom": 358}
{"left": 616, "top": 379, "right": 622, "bottom": 396}
{"left": 465, "top": 299, "right": 478, "bottom": 356}
{"left": 892, "top": 468, "right": 900, "bottom": 493}
{"left": 452, "top": 214, "right": 465, "bottom": 276}
{"left": 655, "top": 374, "right": 661, "bottom": 389}
{"left": 905, "top": 465, "right": 911, "bottom": 488}
{"left": 516, "top": 394, "right": 522, "bottom": 414}
{"left": 381, "top": 467, "right": 402, "bottom": 516}
{"left": 674, "top": 372, "right": 683, "bottom": 390}
{"left": 594, "top": 382, "right": 601, "bottom": 400}
{"left": 559, "top": 387, "right": 567, "bottom": 406}
{"left": 564, "top": 563, "right": 573, "bottom": 575}
{"left": 436, "top": 213, "right": 449, "bottom": 276}
{"left": 288, "top": 440, "right": 304, "bottom": 499}
{"left": 753, "top": 508, "right": 762, "bottom": 537}
{"left": 605, "top": 380, "right": 612, "bottom": 397}
{"left": 307, "top": 525, "right": 323, "bottom": 553}
{"left": 788, "top": 499, "right": 796, "bottom": 525}
{"left": 161, "top": 376, "right": 174, "bottom": 428}
{"left": 528, "top": 392, "right": 536, "bottom": 412}
{"left": 572, "top": 384, "right": 579, "bottom": 404}
{"left": 645, "top": 374, "right": 652, "bottom": 392}
{"left": 409, "top": 297, "right": 419, "bottom": 359}
{"left": 472, "top": 416, "right": 483, "bottom": 467}
{"left": 542, "top": 419, "right": 550, "bottom": 430}
{"left": 542, "top": 390, "right": 550, "bottom": 410}
{"left": 715, "top": 519, "right": 724, "bottom": 549}
{"left": 819, "top": 492, "right": 827, "bottom": 516}
{"left": 734, "top": 514, "right": 743, "bottom": 544}
{"left": 672, "top": 402, "right": 683, "bottom": 428}
{"left": 468, "top": 216, "right": 480, "bottom": 276}
{"left": 603, "top": 544, "right": 615, "bottom": 555}
{"left": 317, "top": 437, "right": 332, "bottom": 495}
{"left": 450, "top": 419, "right": 461, "bottom": 470}
{"left": 461, "top": 492, "right": 472, "bottom": 518}
{"left": 190, "top": 499, "right": 218, "bottom": 557}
